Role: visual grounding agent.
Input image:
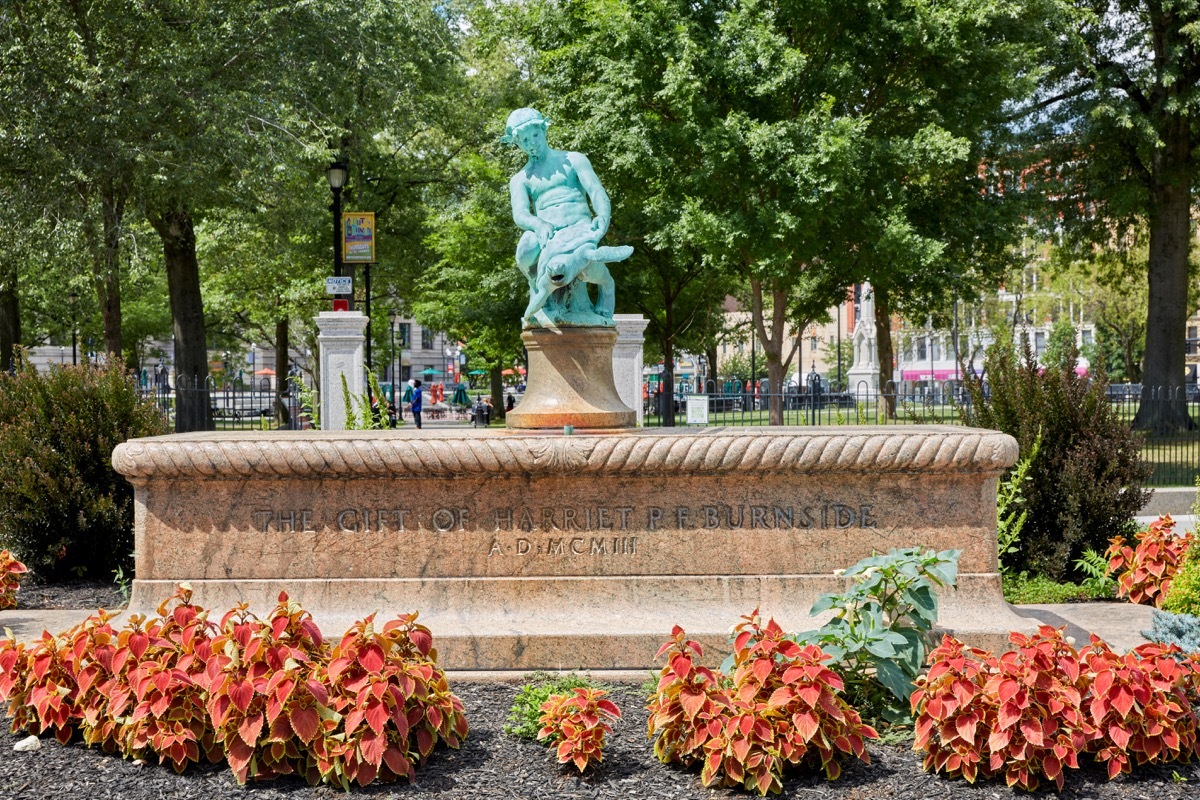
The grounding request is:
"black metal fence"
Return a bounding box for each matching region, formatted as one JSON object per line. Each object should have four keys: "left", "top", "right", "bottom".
{"left": 644, "top": 381, "right": 1200, "bottom": 488}
{"left": 140, "top": 376, "right": 313, "bottom": 432}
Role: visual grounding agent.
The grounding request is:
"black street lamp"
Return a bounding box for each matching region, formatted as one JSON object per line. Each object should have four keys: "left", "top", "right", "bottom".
{"left": 67, "top": 291, "right": 78, "bottom": 365}
{"left": 327, "top": 160, "right": 349, "bottom": 307}
{"left": 391, "top": 311, "right": 402, "bottom": 397}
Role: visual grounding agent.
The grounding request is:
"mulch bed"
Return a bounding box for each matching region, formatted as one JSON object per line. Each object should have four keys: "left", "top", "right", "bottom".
{"left": 5, "top": 583, "right": 1199, "bottom": 798}
{"left": 2, "top": 682, "right": 1198, "bottom": 800}
{"left": 14, "top": 579, "right": 126, "bottom": 611}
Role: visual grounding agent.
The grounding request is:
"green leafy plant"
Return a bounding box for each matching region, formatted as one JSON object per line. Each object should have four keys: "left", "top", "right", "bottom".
{"left": 289, "top": 375, "right": 319, "bottom": 430}
{"left": 340, "top": 373, "right": 392, "bottom": 431}
{"left": 1106, "top": 515, "right": 1194, "bottom": 607}
{"left": 794, "top": 548, "right": 959, "bottom": 722}
{"left": 1163, "top": 539, "right": 1200, "bottom": 615}
{"left": 960, "top": 339, "right": 1150, "bottom": 580}
{"left": 1003, "top": 572, "right": 1115, "bottom": 604}
{"left": 0, "top": 550, "right": 27, "bottom": 610}
{"left": 0, "top": 356, "right": 169, "bottom": 578}
{"left": 506, "top": 672, "right": 599, "bottom": 740}
{"left": 996, "top": 433, "right": 1040, "bottom": 578}
{"left": 647, "top": 612, "right": 877, "bottom": 794}
{"left": 537, "top": 687, "right": 621, "bottom": 772}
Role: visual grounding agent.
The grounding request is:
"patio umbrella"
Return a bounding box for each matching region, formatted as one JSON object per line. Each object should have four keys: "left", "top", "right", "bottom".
{"left": 402, "top": 385, "right": 413, "bottom": 403}
{"left": 253, "top": 368, "right": 275, "bottom": 376}
{"left": 451, "top": 385, "right": 470, "bottom": 406}
{"left": 468, "top": 369, "right": 487, "bottom": 376}
{"left": 421, "top": 368, "right": 444, "bottom": 376}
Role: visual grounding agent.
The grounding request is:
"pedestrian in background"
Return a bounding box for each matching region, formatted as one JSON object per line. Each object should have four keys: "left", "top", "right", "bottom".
{"left": 410, "top": 379, "right": 424, "bottom": 429}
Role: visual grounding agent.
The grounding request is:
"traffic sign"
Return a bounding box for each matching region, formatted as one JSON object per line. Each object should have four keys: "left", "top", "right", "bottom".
{"left": 325, "top": 276, "right": 352, "bottom": 295}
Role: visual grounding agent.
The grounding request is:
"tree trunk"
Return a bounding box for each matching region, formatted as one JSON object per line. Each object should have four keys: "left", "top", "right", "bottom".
{"left": 274, "top": 317, "right": 291, "bottom": 427}
{"left": 750, "top": 279, "right": 795, "bottom": 426}
{"left": 148, "top": 208, "right": 211, "bottom": 432}
{"left": 97, "top": 181, "right": 124, "bottom": 359}
{"left": 874, "top": 284, "right": 896, "bottom": 419}
{"left": 661, "top": 334, "right": 676, "bottom": 426}
{"left": 1135, "top": 115, "right": 1194, "bottom": 431}
{"left": 490, "top": 367, "right": 504, "bottom": 423}
{"left": 0, "top": 261, "right": 17, "bottom": 372}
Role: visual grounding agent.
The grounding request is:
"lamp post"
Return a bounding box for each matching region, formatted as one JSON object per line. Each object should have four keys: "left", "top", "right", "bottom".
{"left": 327, "top": 160, "right": 349, "bottom": 308}
{"left": 390, "top": 311, "right": 401, "bottom": 399}
{"left": 698, "top": 355, "right": 707, "bottom": 394}
{"left": 67, "top": 291, "right": 78, "bottom": 365}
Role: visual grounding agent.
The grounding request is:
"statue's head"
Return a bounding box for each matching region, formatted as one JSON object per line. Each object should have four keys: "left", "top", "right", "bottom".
{"left": 501, "top": 108, "right": 550, "bottom": 157}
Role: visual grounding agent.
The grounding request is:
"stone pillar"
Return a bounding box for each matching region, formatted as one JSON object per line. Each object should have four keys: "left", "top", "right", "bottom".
{"left": 613, "top": 314, "right": 649, "bottom": 426}
{"left": 316, "top": 311, "right": 368, "bottom": 431}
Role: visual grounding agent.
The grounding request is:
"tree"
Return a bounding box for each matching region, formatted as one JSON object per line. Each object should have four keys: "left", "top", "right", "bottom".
{"left": 1037, "top": 1, "right": 1200, "bottom": 430}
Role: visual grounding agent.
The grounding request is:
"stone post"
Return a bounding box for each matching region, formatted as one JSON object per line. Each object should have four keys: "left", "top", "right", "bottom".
{"left": 613, "top": 314, "right": 649, "bottom": 426}
{"left": 316, "top": 311, "right": 368, "bottom": 431}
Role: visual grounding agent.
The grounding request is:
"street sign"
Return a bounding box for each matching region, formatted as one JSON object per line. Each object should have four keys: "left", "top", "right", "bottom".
{"left": 325, "top": 276, "right": 353, "bottom": 295}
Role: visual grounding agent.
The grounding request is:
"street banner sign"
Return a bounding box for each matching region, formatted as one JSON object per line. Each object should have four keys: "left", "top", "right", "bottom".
{"left": 342, "top": 212, "right": 376, "bottom": 263}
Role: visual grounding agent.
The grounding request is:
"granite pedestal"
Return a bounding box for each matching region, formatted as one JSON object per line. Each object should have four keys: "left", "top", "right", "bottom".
{"left": 112, "top": 426, "right": 1032, "bottom": 669}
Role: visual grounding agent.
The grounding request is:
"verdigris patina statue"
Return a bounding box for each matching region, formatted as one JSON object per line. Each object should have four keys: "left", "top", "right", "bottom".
{"left": 503, "top": 108, "right": 633, "bottom": 328}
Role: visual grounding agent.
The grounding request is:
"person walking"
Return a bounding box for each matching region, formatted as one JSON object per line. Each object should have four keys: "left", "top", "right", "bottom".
{"left": 410, "top": 379, "right": 424, "bottom": 429}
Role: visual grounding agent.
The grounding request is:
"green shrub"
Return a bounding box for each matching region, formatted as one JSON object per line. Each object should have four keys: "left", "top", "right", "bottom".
{"left": 960, "top": 336, "right": 1150, "bottom": 580}
{"left": 504, "top": 672, "right": 599, "bottom": 740}
{"left": 0, "top": 356, "right": 168, "bottom": 579}
{"left": 1163, "top": 543, "right": 1200, "bottom": 615}
{"left": 1003, "top": 572, "right": 1116, "bottom": 604}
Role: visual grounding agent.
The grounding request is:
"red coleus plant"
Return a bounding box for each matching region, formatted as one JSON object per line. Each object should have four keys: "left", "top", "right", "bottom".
{"left": 0, "top": 550, "right": 27, "bottom": 610}
{"left": 0, "top": 586, "right": 467, "bottom": 789}
{"left": 538, "top": 687, "right": 622, "bottom": 772}
{"left": 203, "top": 592, "right": 330, "bottom": 783}
{"left": 311, "top": 612, "right": 469, "bottom": 789}
{"left": 1080, "top": 637, "right": 1200, "bottom": 778}
{"left": 1106, "top": 515, "right": 1194, "bottom": 607}
{"left": 914, "top": 626, "right": 1200, "bottom": 790}
{"left": 647, "top": 610, "right": 877, "bottom": 796}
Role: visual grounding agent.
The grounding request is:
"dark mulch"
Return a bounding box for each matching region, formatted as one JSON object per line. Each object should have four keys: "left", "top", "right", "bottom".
{"left": 15, "top": 579, "right": 126, "bottom": 611}
{"left": 2, "top": 682, "right": 1199, "bottom": 799}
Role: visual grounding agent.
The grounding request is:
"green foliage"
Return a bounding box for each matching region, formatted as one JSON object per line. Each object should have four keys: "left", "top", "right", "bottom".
{"left": 961, "top": 338, "right": 1150, "bottom": 580}
{"left": 1143, "top": 610, "right": 1200, "bottom": 655}
{"left": 1003, "top": 572, "right": 1116, "bottom": 604}
{"left": 715, "top": 351, "right": 765, "bottom": 383}
{"left": 340, "top": 372, "right": 393, "bottom": 431}
{"left": 504, "top": 672, "right": 599, "bottom": 741}
{"left": 0, "top": 357, "right": 167, "bottom": 579}
{"left": 1163, "top": 545, "right": 1200, "bottom": 616}
{"left": 793, "top": 548, "right": 959, "bottom": 723}
{"left": 290, "top": 375, "right": 319, "bottom": 430}
{"left": 995, "top": 432, "right": 1040, "bottom": 577}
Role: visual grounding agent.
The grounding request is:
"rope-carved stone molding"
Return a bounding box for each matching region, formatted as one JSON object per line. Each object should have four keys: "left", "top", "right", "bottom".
{"left": 112, "top": 429, "right": 1018, "bottom": 481}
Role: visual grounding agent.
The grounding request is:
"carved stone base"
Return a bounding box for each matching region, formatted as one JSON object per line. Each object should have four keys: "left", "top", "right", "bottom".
{"left": 507, "top": 327, "right": 635, "bottom": 429}
{"left": 113, "top": 427, "right": 1040, "bottom": 670}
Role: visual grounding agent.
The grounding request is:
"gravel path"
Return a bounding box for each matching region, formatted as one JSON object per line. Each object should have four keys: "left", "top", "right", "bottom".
{"left": 3, "top": 681, "right": 1199, "bottom": 799}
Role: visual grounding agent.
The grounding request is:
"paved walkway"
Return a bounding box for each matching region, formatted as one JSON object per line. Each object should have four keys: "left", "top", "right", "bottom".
{"left": 0, "top": 601, "right": 1164, "bottom": 671}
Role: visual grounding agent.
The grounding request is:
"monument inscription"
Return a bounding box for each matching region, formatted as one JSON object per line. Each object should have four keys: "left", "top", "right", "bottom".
{"left": 248, "top": 500, "right": 881, "bottom": 535}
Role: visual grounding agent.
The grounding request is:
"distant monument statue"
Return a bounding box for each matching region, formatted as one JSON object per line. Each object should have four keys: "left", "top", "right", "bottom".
{"left": 503, "top": 108, "right": 633, "bottom": 328}
{"left": 847, "top": 282, "right": 880, "bottom": 393}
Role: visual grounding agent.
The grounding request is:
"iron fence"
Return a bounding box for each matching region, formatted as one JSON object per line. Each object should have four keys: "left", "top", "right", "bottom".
{"left": 645, "top": 381, "right": 1200, "bottom": 488}
{"left": 140, "top": 376, "right": 313, "bottom": 432}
